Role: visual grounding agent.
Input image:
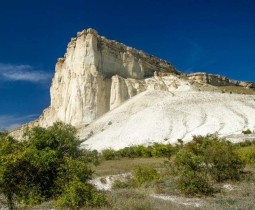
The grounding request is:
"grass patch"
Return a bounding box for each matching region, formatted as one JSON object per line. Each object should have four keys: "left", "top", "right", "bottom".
{"left": 84, "top": 189, "right": 188, "bottom": 210}
{"left": 29, "top": 162, "right": 255, "bottom": 210}
{"left": 194, "top": 84, "right": 255, "bottom": 95}
{"left": 217, "top": 86, "right": 255, "bottom": 95}
{"left": 94, "top": 158, "right": 165, "bottom": 177}
{"left": 15, "top": 137, "right": 255, "bottom": 209}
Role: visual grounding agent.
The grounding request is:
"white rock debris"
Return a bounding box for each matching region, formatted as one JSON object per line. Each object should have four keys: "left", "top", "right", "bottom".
{"left": 81, "top": 90, "right": 255, "bottom": 151}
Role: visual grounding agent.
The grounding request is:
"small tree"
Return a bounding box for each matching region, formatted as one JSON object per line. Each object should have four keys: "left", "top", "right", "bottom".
{"left": 0, "top": 133, "right": 24, "bottom": 209}
{"left": 206, "top": 140, "right": 244, "bottom": 182}
{"left": 134, "top": 166, "right": 160, "bottom": 186}
{"left": 242, "top": 129, "right": 252, "bottom": 135}
{"left": 171, "top": 135, "right": 245, "bottom": 196}
{"left": 0, "top": 122, "right": 105, "bottom": 209}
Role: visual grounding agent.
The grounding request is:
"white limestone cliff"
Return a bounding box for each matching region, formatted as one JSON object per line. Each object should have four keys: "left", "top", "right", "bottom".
{"left": 11, "top": 28, "right": 180, "bottom": 138}
{"left": 109, "top": 73, "right": 192, "bottom": 110}
{"left": 11, "top": 28, "right": 255, "bottom": 149}
{"left": 45, "top": 28, "right": 179, "bottom": 126}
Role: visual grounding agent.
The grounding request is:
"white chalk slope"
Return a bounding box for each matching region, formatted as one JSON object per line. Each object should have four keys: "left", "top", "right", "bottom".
{"left": 80, "top": 90, "right": 255, "bottom": 151}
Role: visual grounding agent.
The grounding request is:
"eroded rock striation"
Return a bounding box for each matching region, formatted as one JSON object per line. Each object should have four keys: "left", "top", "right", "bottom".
{"left": 80, "top": 90, "right": 255, "bottom": 151}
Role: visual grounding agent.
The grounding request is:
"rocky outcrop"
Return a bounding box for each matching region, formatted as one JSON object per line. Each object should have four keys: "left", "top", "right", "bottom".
{"left": 11, "top": 28, "right": 255, "bottom": 146}
{"left": 110, "top": 73, "right": 193, "bottom": 110}
{"left": 234, "top": 81, "right": 255, "bottom": 89}
{"left": 188, "top": 72, "right": 255, "bottom": 88}
{"left": 44, "top": 28, "right": 180, "bottom": 126}
{"left": 11, "top": 28, "right": 181, "bottom": 138}
{"left": 110, "top": 75, "right": 146, "bottom": 110}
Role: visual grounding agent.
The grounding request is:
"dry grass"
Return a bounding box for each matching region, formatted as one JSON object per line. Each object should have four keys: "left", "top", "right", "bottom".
{"left": 197, "top": 84, "right": 255, "bottom": 95}
{"left": 17, "top": 160, "right": 255, "bottom": 210}
{"left": 217, "top": 86, "right": 255, "bottom": 95}
{"left": 94, "top": 158, "right": 165, "bottom": 177}
{"left": 92, "top": 159, "right": 255, "bottom": 210}
{"left": 201, "top": 165, "right": 255, "bottom": 209}
{"left": 84, "top": 189, "right": 190, "bottom": 210}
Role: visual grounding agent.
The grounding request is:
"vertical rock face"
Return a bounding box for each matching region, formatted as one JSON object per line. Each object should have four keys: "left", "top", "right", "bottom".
{"left": 110, "top": 75, "right": 147, "bottom": 110}
{"left": 18, "top": 28, "right": 179, "bottom": 131}
{"left": 39, "top": 30, "right": 113, "bottom": 127}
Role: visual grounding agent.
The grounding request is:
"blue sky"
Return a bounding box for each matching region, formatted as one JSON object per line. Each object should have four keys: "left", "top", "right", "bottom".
{"left": 0, "top": 0, "right": 255, "bottom": 130}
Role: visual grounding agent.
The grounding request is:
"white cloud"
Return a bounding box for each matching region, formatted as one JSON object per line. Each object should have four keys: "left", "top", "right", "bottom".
{"left": 0, "top": 114, "right": 38, "bottom": 131}
{"left": 0, "top": 63, "right": 52, "bottom": 83}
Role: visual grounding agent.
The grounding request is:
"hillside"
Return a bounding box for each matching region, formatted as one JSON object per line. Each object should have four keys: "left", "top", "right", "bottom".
{"left": 11, "top": 29, "right": 255, "bottom": 150}
{"left": 80, "top": 90, "right": 255, "bottom": 151}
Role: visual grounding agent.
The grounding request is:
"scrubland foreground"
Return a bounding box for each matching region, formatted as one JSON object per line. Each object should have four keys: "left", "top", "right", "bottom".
{"left": 1, "top": 123, "right": 255, "bottom": 209}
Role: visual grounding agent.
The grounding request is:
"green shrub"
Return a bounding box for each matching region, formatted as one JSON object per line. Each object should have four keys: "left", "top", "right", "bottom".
{"left": 173, "top": 149, "right": 214, "bottom": 195}
{"left": 171, "top": 135, "right": 245, "bottom": 196}
{"left": 206, "top": 140, "right": 245, "bottom": 182}
{"left": 101, "top": 148, "right": 118, "bottom": 160}
{"left": 242, "top": 129, "right": 252, "bottom": 134}
{"left": 177, "top": 170, "right": 214, "bottom": 196}
{"left": 236, "top": 140, "right": 253, "bottom": 147}
{"left": 54, "top": 181, "right": 107, "bottom": 209}
{"left": 133, "top": 166, "right": 160, "bottom": 186}
{"left": 236, "top": 145, "right": 255, "bottom": 164}
{"left": 101, "top": 143, "right": 178, "bottom": 160}
{"left": 0, "top": 122, "right": 106, "bottom": 209}
{"left": 151, "top": 143, "right": 177, "bottom": 158}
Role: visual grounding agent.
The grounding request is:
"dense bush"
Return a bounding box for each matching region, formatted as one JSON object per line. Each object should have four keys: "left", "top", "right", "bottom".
{"left": 101, "top": 143, "right": 178, "bottom": 160}
{"left": 236, "top": 145, "right": 255, "bottom": 164}
{"left": 207, "top": 140, "right": 245, "bottom": 182}
{"left": 171, "top": 135, "right": 245, "bottom": 195}
{"left": 55, "top": 180, "right": 107, "bottom": 209}
{"left": 112, "top": 166, "right": 160, "bottom": 189}
{"left": 101, "top": 148, "right": 117, "bottom": 160}
{"left": 234, "top": 140, "right": 255, "bottom": 164}
{"left": 0, "top": 122, "right": 105, "bottom": 210}
{"left": 242, "top": 129, "right": 252, "bottom": 134}
{"left": 134, "top": 166, "right": 160, "bottom": 186}
{"left": 177, "top": 170, "right": 214, "bottom": 196}
{"left": 235, "top": 140, "right": 255, "bottom": 147}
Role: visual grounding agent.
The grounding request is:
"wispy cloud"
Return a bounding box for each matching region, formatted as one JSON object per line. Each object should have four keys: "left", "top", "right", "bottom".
{"left": 0, "top": 63, "right": 52, "bottom": 83}
{"left": 0, "top": 114, "right": 38, "bottom": 131}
